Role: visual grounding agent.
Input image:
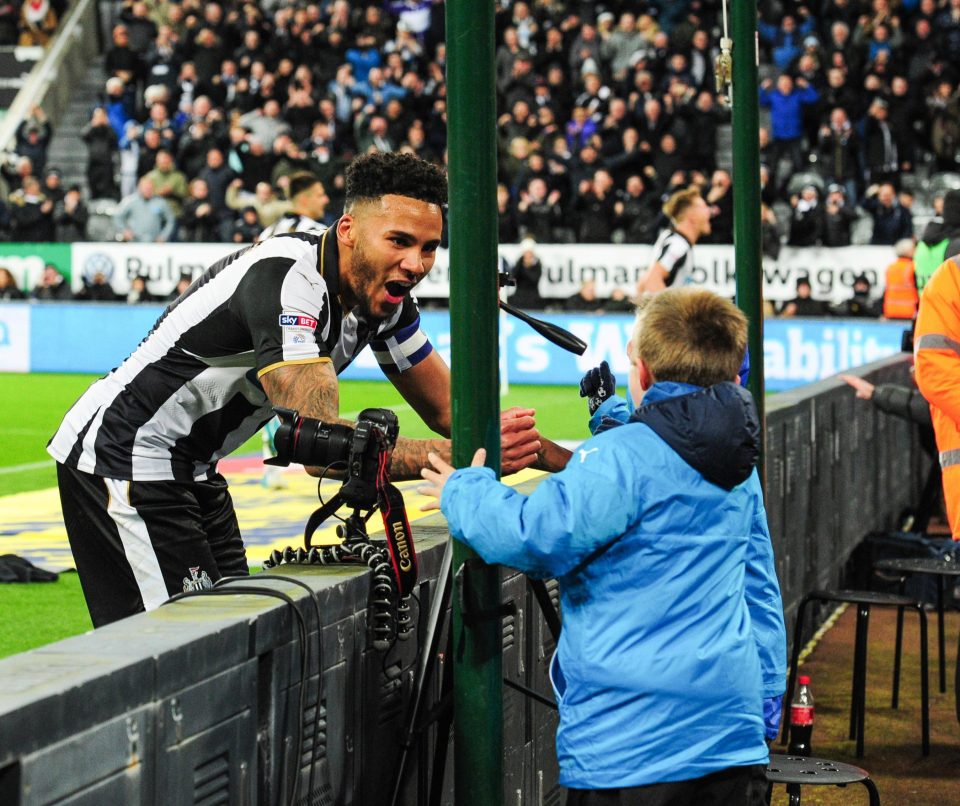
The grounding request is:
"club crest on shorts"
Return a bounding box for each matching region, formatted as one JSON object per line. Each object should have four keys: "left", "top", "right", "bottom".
{"left": 183, "top": 566, "right": 213, "bottom": 592}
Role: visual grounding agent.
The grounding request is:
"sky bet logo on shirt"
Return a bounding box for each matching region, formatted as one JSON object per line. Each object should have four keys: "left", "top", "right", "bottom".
{"left": 279, "top": 314, "right": 318, "bottom": 329}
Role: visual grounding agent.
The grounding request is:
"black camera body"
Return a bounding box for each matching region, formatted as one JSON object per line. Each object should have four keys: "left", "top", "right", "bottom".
{"left": 267, "top": 407, "right": 400, "bottom": 509}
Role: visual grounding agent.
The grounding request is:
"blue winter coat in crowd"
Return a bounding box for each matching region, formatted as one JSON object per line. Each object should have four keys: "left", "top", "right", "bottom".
{"left": 759, "top": 83, "right": 820, "bottom": 141}
{"left": 440, "top": 381, "right": 787, "bottom": 789}
{"left": 758, "top": 17, "right": 816, "bottom": 70}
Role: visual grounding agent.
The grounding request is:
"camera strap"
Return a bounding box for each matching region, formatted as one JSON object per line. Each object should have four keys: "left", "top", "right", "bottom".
{"left": 377, "top": 452, "right": 418, "bottom": 597}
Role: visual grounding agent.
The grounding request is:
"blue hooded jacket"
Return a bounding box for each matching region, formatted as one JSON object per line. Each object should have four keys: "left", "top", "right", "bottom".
{"left": 441, "top": 382, "right": 786, "bottom": 789}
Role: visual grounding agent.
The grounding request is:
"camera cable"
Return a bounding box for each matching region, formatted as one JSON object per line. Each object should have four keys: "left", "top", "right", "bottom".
{"left": 217, "top": 574, "right": 325, "bottom": 805}
{"left": 163, "top": 585, "right": 308, "bottom": 806}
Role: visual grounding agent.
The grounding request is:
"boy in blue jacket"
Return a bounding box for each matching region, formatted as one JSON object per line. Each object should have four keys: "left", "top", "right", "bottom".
{"left": 420, "top": 288, "right": 786, "bottom": 805}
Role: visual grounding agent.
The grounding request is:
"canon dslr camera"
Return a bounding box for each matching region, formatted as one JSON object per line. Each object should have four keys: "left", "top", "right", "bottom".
{"left": 266, "top": 407, "right": 400, "bottom": 509}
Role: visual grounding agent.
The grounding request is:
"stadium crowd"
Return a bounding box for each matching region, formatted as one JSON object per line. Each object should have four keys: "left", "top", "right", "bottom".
{"left": 2, "top": 0, "right": 960, "bottom": 305}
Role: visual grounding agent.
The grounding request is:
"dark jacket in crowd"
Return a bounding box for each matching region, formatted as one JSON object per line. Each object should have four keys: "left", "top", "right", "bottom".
{"left": 822, "top": 202, "right": 858, "bottom": 247}
{"left": 54, "top": 198, "right": 88, "bottom": 242}
{"left": 864, "top": 196, "right": 913, "bottom": 245}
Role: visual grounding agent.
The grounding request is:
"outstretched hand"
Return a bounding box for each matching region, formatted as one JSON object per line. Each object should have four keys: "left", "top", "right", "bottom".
{"left": 839, "top": 374, "right": 875, "bottom": 400}
{"left": 420, "top": 448, "right": 486, "bottom": 511}
{"left": 500, "top": 406, "right": 541, "bottom": 474}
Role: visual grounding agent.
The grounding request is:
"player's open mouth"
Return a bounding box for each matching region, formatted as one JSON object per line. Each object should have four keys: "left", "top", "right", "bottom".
{"left": 384, "top": 281, "right": 412, "bottom": 304}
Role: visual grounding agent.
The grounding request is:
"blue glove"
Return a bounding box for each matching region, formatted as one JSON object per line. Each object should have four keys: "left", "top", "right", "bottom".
{"left": 579, "top": 361, "right": 616, "bottom": 415}
{"left": 763, "top": 695, "right": 783, "bottom": 741}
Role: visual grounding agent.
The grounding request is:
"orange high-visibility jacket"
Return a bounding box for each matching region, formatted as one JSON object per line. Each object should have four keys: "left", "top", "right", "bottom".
{"left": 883, "top": 257, "right": 919, "bottom": 320}
{"left": 914, "top": 256, "right": 960, "bottom": 540}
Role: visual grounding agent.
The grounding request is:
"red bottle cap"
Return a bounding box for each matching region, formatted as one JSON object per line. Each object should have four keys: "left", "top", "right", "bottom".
{"left": 798, "top": 675, "right": 811, "bottom": 685}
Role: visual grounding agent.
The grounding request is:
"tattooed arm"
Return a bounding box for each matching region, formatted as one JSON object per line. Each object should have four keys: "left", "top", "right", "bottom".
{"left": 260, "top": 359, "right": 449, "bottom": 481}
{"left": 261, "top": 355, "right": 544, "bottom": 479}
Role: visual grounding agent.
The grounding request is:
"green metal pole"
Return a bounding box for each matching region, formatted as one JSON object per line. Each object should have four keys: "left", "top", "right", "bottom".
{"left": 446, "top": 1, "right": 504, "bottom": 804}
{"left": 730, "top": 0, "right": 766, "bottom": 471}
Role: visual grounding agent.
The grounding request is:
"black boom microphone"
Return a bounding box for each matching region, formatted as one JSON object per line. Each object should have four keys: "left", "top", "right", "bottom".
{"left": 498, "top": 298, "right": 587, "bottom": 356}
{"left": 497, "top": 270, "right": 587, "bottom": 356}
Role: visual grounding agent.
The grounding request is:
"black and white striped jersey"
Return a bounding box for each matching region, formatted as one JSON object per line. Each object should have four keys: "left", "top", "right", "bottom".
{"left": 257, "top": 213, "right": 326, "bottom": 241}
{"left": 48, "top": 228, "right": 434, "bottom": 482}
{"left": 651, "top": 229, "right": 694, "bottom": 287}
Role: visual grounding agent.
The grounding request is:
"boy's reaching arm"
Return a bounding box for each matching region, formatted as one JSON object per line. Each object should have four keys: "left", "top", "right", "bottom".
{"left": 421, "top": 445, "right": 632, "bottom": 578}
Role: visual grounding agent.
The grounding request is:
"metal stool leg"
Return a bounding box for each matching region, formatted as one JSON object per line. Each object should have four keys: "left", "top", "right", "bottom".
{"left": 848, "top": 605, "right": 863, "bottom": 739}
{"left": 781, "top": 596, "right": 812, "bottom": 746}
{"left": 917, "top": 605, "right": 930, "bottom": 756}
{"left": 892, "top": 576, "right": 906, "bottom": 709}
{"left": 955, "top": 629, "right": 960, "bottom": 725}
{"left": 937, "top": 576, "right": 946, "bottom": 694}
{"left": 787, "top": 782, "right": 802, "bottom": 806}
{"left": 855, "top": 605, "right": 870, "bottom": 758}
{"left": 861, "top": 777, "right": 882, "bottom": 806}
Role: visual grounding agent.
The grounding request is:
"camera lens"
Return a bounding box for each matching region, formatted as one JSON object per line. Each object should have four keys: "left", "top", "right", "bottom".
{"left": 300, "top": 420, "right": 353, "bottom": 467}
{"left": 270, "top": 408, "right": 354, "bottom": 467}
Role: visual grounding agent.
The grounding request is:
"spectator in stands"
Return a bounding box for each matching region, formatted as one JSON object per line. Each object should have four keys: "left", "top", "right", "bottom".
{"left": 144, "top": 149, "right": 188, "bottom": 217}
{"left": 518, "top": 177, "right": 563, "bottom": 243}
{"left": 0, "top": 266, "right": 24, "bottom": 300}
{"left": 54, "top": 185, "right": 88, "bottom": 242}
{"left": 15, "top": 105, "right": 51, "bottom": 174}
{"left": 614, "top": 175, "right": 661, "bottom": 244}
{"left": 0, "top": 2, "right": 18, "bottom": 46}
{"left": 114, "top": 176, "right": 175, "bottom": 243}
{"left": 509, "top": 238, "right": 544, "bottom": 310}
{"left": 74, "top": 271, "right": 119, "bottom": 302}
{"left": 41, "top": 167, "right": 63, "bottom": 206}
{"left": 82, "top": 107, "right": 119, "bottom": 200}
{"left": 704, "top": 170, "right": 734, "bottom": 244}
{"left": 761, "top": 204, "right": 781, "bottom": 260}
{"left": 817, "top": 107, "right": 859, "bottom": 203}
{"left": 780, "top": 277, "right": 827, "bottom": 317}
{"left": 564, "top": 279, "right": 604, "bottom": 312}
{"left": 822, "top": 183, "right": 858, "bottom": 246}
{"left": 759, "top": 9, "right": 817, "bottom": 71}
{"left": 178, "top": 178, "right": 219, "bottom": 242}
{"left": 197, "top": 147, "right": 236, "bottom": 226}
{"left": 759, "top": 74, "right": 820, "bottom": 192}
{"left": 863, "top": 182, "right": 914, "bottom": 245}
{"left": 498, "top": 183, "right": 520, "bottom": 244}
{"left": 788, "top": 184, "right": 824, "bottom": 246}
{"left": 573, "top": 169, "right": 617, "bottom": 243}
{"left": 225, "top": 179, "right": 288, "bottom": 229}
{"left": 31, "top": 263, "right": 71, "bottom": 301}
{"left": 103, "top": 76, "right": 134, "bottom": 143}
{"left": 9, "top": 175, "right": 54, "bottom": 241}
{"left": 18, "top": 0, "right": 57, "bottom": 46}
{"left": 166, "top": 273, "right": 192, "bottom": 302}
{"left": 863, "top": 98, "right": 900, "bottom": 187}
{"left": 126, "top": 275, "right": 160, "bottom": 304}
{"left": 105, "top": 25, "right": 140, "bottom": 86}
{"left": 602, "top": 12, "right": 645, "bottom": 82}
{"left": 831, "top": 273, "right": 880, "bottom": 317}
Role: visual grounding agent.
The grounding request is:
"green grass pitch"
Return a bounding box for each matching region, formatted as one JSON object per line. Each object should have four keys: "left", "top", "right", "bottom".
{"left": 0, "top": 371, "right": 590, "bottom": 658}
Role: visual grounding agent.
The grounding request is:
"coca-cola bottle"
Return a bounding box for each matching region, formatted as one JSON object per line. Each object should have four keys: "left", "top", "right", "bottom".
{"left": 788, "top": 675, "right": 815, "bottom": 756}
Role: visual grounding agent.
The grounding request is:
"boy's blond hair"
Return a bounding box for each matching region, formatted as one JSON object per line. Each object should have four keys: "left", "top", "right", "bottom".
{"left": 662, "top": 186, "right": 702, "bottom": 226}
{"left": 636, "top": 288, "right": 747, "bottom": 387}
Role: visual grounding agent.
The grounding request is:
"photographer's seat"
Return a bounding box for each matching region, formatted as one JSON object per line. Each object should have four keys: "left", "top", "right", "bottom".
{"left": 766, "top": 754, "right": 880, "bottom": 805}
{"left": 780, "top": 590, "right": 929, "bottom": 758}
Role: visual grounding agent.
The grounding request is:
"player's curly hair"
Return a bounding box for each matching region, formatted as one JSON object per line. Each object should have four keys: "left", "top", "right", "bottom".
{"left": 345, "top": 152, "right": 448, "bottom": 209}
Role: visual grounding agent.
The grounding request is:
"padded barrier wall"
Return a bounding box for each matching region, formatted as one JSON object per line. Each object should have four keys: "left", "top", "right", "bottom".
{"left": 0, "top": 355, "right": 918, "bottom": 804}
